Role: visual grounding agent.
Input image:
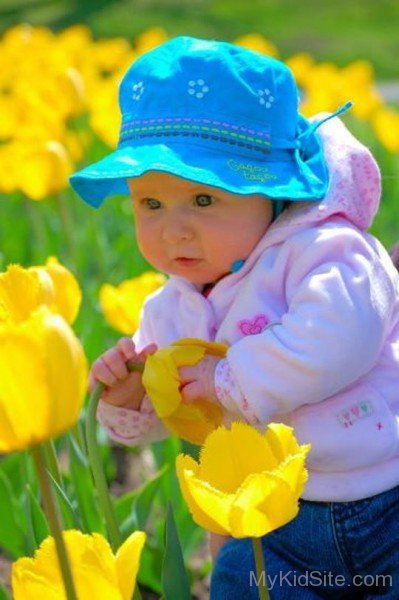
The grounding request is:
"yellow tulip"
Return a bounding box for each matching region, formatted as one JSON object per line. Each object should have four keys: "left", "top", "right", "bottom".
{"left": 0, "top": 306, "right": 87, "bottom": 452}
{"left": 99, "top": 271, "right": 166, "bottom": 334}
{"left": 134, "top": 27, "right": 168, "bottom": 55}
{"left": 285, "top": 53, "right": 315, "bottom": 88}
{"left": 20, "top": 139, "right": 73, "bottom": 201}
{"left": 12, "top": 529, "right": 146, "bottom": 600}
{"left": 234, "top": 33, "right": 279, "bottom": 57}
{"left": 372, "top": 106, "right": 399, "bottom": 153}
{"left": 0, "top": 260, "right": 81, "bottom": 325}
{"left": 143, "top": 339, "right": 228, "bottom": 445}
{"left": 88, "top": 75, "right": 122, "bottom": 148}
{"left": 90, "top": 37, "right": 133, "bottom": 75}
{"left": 31, "top": 257, "right": 82, "bottom": 324}
{"left": 176, "top": 422, "right": 310, "bottom": 537}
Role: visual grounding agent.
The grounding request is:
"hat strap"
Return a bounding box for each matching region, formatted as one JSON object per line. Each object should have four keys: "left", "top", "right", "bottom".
{"left": 297, "top": 101, "right": 354, "bottom": 148}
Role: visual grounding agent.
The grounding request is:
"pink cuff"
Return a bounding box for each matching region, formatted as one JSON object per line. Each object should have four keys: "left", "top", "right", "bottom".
{"left": 97, "top": 395, "right": 167, "bottom": 445}
{"left": 214, "top": 358, "right": 259, "bottom": 424}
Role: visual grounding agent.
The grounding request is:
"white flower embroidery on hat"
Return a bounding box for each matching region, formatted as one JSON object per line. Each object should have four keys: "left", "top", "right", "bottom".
{"left": 132, "top": 81, "right": 144, "bottom": 101}
{"left": 188, "top": 79, "right": 209, "bottom": 99}
{"left": 258, "top": 88, "right": 275, "bottom": 109}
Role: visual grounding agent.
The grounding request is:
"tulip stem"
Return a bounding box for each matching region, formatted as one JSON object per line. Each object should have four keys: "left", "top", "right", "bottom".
{"left": 86, "top": 361, "right": 144, "bottom": 553}
{"left": 44, "top": 440, "right": 63, "bottom": 487}
{"left": 251, "top": 537, "right": 270, "bottom": 600}
{"left": 31, "top": 444, "right": 78, "bottom": 600}
{"left": 86, "top": 380, "right": 123, "bottom": 551}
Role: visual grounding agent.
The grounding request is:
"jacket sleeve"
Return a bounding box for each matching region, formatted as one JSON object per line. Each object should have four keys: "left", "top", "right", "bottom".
{"left": 97, "top": 395, "right": 169, "bottom": 445}
{"left": 226, "top": 225, "right": 396, "bottom": 423}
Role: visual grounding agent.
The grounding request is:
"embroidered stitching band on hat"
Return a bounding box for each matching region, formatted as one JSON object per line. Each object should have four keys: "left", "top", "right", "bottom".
{"left": 119, "top": 117, "right": 272, "bottom": 153}
{"left": 70, "top": 36, "right": 352, "bottom": 208}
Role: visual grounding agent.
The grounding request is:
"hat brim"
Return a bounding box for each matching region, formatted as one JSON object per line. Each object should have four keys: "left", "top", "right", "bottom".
{"left": 70, "top": 134, "right": 328, "bottom": 208}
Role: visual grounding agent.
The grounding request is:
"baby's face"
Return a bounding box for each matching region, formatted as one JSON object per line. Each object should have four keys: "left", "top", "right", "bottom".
{"left": 128, "top": 172, "right": 273, "bottom": 285}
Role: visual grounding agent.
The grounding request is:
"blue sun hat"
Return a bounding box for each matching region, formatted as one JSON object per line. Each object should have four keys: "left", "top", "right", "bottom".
{"left": 70, "top": 36, "right": 351, "bottom": 210}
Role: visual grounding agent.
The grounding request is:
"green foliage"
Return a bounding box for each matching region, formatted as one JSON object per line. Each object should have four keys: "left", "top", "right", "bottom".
{"left": 0, "top": 582, "right": 10, "bottom": 600}
{"left": 161, "top": 504, "right": 191, "bottom": 600}
{"left": 48, "top": 472, "right": 81, "bottom": 530}
{"left": 66, "top": 433, "right": 106, "bottom": 535}
{"left": 25, "top": 484, "right": 50, "bottom": 547}
{"left": 0, "top": 471, "right": 26, "bottom": 559}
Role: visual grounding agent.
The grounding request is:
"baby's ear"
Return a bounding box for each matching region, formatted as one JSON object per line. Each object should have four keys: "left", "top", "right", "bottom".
{"left": 389, "top": 243, "right": 399, "bottom": 272}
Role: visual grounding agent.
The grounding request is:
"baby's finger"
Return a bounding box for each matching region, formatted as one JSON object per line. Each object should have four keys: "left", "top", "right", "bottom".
{"left": 91, "top": 357, "right": 118, "bottom": 387}
{"left": 88, "top": 371, "right": 97, "bottom": 393}
{"left": 116, "top": 337, "right": 138, "bottom": 361}
{"left": 139, "top": 343, "right": 158, "bottom": 360}
{"left": 178, "top": 364, "right": 198, "bottom": 385}
{"left": 180, "top": 380, "right": 204, "bottom": 403}
{"left": 101, "top": 348, "right": 129, "bottom": 380}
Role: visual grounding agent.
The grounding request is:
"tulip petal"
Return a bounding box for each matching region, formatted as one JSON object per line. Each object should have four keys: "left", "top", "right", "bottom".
{"left": 43, "top": 312, "right": 87, "bottom": 434}
{"left": 176, "top": 454, "right": 231, "bottom": 534}
{"left": 99, "top": 272, "right": 166, "bottom": 335}
{"left": 12, "top": 530, "right": 125, "bottom": 600}
{"left": 143, "top": 344, "right": 206, "bottom": 417}
{"left": 0, "top": 308, "right": 87, "bottom": 452}
{"left": 163, "top": 399, "right": 224, "bottom": 445}
{"left": 0, "top": 265, "right": 44, "bottom": 324}
{"left": 230, "top": 472, "right": 299, "bottom": 537}
{"left": 265, "top": 422, "right": 303, "bottom": 462}
{"left": 198, "top": 422, "right": 279, "bottom": 493}
{"left": 0, "top": 326, "right": 50, "bottom": 451}
{"left": 143, "top": 339, "right": 228, "bottom": 444}
{"left": 12, "top": 567, "right": 61, "bottom": 600}
{"left": 115, "top": 531, "right": 146, "bottom": 600}
{"left": 38, "top": 257, "right": 82, "bottom": 324}
{"left": 176, "top": 423, "right": 310, "bottom": 539}
{"left": 274, "top": 450, "right": 310, "bottom": 497}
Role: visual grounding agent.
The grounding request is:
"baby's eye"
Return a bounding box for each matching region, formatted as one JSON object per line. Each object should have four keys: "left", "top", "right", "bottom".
{"left": 145, "top": 198, "right": 162, "bottom": 209}
{"left": 195, "top": 194, "right": 214, "bottom": 207}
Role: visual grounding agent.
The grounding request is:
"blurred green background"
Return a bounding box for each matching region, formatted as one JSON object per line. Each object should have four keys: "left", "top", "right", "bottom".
{"left": 0, "top": 0, "right": 398, "bottom": 78}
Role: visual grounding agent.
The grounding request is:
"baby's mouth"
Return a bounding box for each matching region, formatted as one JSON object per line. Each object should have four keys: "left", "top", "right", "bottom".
{"left": 174, "top": 257, "right": 203, "bottom": 267}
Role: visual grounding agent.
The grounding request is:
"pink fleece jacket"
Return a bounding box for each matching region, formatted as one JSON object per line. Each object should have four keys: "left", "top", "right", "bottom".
{"left": 98, "top": 116, "right": 399, "bottom": 502}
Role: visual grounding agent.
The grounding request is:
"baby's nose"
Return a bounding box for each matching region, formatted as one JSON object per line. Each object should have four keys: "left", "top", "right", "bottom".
{"left": 162, "top": 215, "right": 194, "bottom": 243}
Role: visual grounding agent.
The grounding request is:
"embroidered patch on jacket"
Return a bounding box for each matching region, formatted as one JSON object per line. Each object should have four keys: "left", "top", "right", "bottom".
{"left": 336, "top": 400, "right": 374, "bottom": 428}
{"left": 238, "top": 314, "right": 269, "bottom": 336}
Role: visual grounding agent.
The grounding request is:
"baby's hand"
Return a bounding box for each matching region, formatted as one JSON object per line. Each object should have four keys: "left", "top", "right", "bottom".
{"left": 89, "top": 338, "right": 157, "bottom": 410}
{"left": 178, "top": 355, "right": 220, "bottom": 404}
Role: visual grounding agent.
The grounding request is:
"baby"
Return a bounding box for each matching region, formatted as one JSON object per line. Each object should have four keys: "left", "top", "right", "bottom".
{"left": 71, "top": 37, "right": 399, "bottom": 599}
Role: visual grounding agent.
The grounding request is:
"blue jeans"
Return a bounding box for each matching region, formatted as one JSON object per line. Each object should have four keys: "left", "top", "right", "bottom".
{"left": 210, "top": 485, "right": 399, "bottom": 599}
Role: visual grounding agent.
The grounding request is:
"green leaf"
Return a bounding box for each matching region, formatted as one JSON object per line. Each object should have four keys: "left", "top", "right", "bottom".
{"left": 26, "top": 484, "right": 49, "bottom": 547}
{"left": 114, "top": 488, "right": 138, "bottom": 525}
{"left": 67, "top": 432, "right": 106, "bottom": 534}
{"left": 48, "top": 471, "right": 80, "bottom": 530}
{"left": 0, "top": 470, "right": 25, "bottom": 558}
{"left": 138, "top": 543, "right": 164, "bottom": 595}
{"left": 0, "top": 453, "right": 27, "bottom": 498}
{"left": 0, "top": 581, "right": 11, "bottom": 600}
{"left": 133, "top": 466, "right": 168, "bottom": 531}
{"left": 161, "top": 504, "right": 191, "bottom": 600}
{"left": 116, "top": 466, "right": 168, "bottom": 540}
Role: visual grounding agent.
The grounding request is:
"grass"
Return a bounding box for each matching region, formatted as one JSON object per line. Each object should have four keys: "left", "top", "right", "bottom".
{"left": 0, "top": 0, "right": 398, "bottom": 78}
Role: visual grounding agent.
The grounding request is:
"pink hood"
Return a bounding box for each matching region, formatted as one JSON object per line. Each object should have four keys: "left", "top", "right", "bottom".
{"left": 263, "top": 114, "right": 381, "bottom": 244}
